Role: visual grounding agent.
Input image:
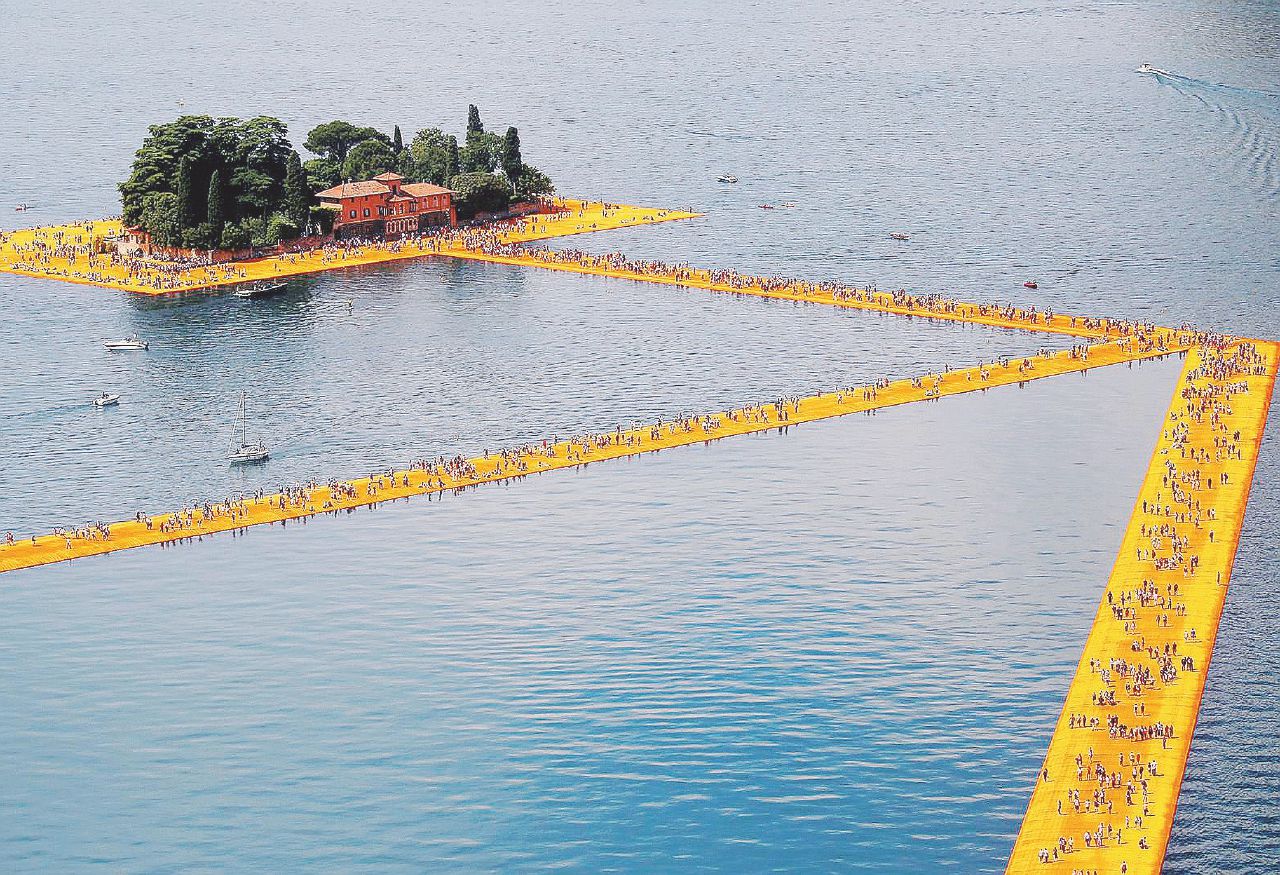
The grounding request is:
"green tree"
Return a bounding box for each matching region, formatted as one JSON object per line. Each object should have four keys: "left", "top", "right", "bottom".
{"left": 283, "top": 151, "right": 310, "bottom": 228}
{"left": 118, "top": 115, "right": 217, "bottom": 225}
{"left": 514, "top": 164, "right": 555, "bottom": 201}
{"left": 229, "top": 116, "right": 294, "bottom": 222}
{"left": 303, "top": 158, "right": 342, "bottom": 192}
{"left": 206, "top": 169, "right": 225, "bottom": 239}
{"left": 448, "top": 172, "right": 513, "bottom": 219}
{"left": 446, "top": 135, "right": 461, "bottom": 179}
{"left": 220, "top": 220, "right": 251, "bottom": 250}
{"left": 392, "top": 125, "right": 403, "bottom": 154}
{"left": 342, "top": 138, "right": 399, "bottom": 181}
{"left": 467, "top": 104, "right": 483, "bottom": 134}
{"left": 175, "top": 155, "right": 199, "bottom": 229}
{"left": 408, "top": 127, "right": 454, "bottom": 185}
{"left": 266, "top": 213, "right": 300, "bottom": 244}
{"left": 304, "top": 120, "right": 388, "bottom": 163}
{"left": 139, "top": 191, "right": 181, "bottom": 248}
{"left": 461, "top": 130, "right": 502, "bottom": 174}
{"left": 500, "top": 126, "right": 523, "bottom": 184}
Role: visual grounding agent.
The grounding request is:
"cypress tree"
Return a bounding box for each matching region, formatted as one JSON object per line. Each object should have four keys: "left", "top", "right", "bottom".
{"left": 207, "top": 169, "right": 224, "bottom": 239}
{"left": 501, "top": 126, "right": 523, "bottom": 183}
{"left": 283, "top": 151, "right": 310, "bottom": 229}
{"left": 446, "top": 135, "right": 461, "bottom": 179}
{"left": 176, "top": 156, "right": 198, "bottom": 229}
{"left": 392, "top": 125, "right": 403, "bottom": 154}
{"left": 467, "top": 104, "right": 483, "bottom": 134}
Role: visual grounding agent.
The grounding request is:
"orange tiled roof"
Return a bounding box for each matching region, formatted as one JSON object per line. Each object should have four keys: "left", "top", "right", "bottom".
{"left": 314, "top": 180, "right": 390, "bottom": 199}
{"left": 401, "top": 182, "right": 455, "bottom": 197}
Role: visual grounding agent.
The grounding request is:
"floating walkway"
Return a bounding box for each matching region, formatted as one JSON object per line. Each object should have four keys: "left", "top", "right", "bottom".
{"left": 0, "top": 337, "right": 1183, "bottom": 576}
{"left": 4, "top": 192, "right": 1277, "bottom": 872}
{"left": 1006, "top": 340, "right": 1279, "bottom": 874}
{"left": 444, "top": 247, "right": 1128, "bottom": 341}
{"left": 0, "top": 200, "right": 699, "bottom": 295}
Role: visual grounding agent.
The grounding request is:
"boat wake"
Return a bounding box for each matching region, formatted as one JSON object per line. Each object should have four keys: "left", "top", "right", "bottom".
{"left": 1143, "top": 67, "right": 1280, "bottom": 200}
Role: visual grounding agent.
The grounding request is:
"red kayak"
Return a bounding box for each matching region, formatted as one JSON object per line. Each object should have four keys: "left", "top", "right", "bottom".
{"left": 1024, "top": 280, "right": 1038, "bottom": 289}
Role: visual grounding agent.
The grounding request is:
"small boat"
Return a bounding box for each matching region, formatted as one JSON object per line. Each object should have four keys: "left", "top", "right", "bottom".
{"left": 1136, "top": 63, "right": 1169, "bottom": 76}
{"left": 14, "top": 203, "right": 31, "bottom": 212}
{"left": 93, "top": 392, "right": 120, "bottom": 408}
{"left": 234, "top": 281, "right": 288, "bottom": 299}
{"left": 228, "top": 392, "right": 269, "bottom": 464}
{"left": 716, "top": 174, "right": 739, "bottom": 184}
{"left": 780, "top": 202, "right": 797, "bottom": 208}
{"left": 759, "top": 204, "right": 775, "bottom": 210}
{"left": 1024, "top": 280, "right": 1039, "bottom": 289}
{"left": 104, "top": 334, "right": 149, "bottom": 351}
{"left": 889, "top": 232, "right": 910, "bottom": 241}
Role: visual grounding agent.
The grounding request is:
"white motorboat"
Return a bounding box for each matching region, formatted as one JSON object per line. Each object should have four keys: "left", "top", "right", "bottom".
{"left": 105, "top": 334, "right": 149, "bottom": 351}
{"left": 228, "top": 391, "right": 269, "bottom": 464}
{"left": 93, "top": 392, "right": 120, "bottom": 407}
{"left": 716, "top": 173, "right": 739, "bottom": 184}
{"left": 1136, "top": 63, "right": 1169, "bottom": 76}
{"left": 234, "top": 281, "right": 288, "bottom": 299}
{"left": 889, "top": 231, "right": 910, "bottom": 241}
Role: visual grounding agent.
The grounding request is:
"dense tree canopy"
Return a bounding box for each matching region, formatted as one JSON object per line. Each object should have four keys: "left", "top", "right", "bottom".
{"left": 303, "top": 121, "right": 388, "bottom": 163}
{"left": 122, "top": 106, "right": 556, "bottom": 250}
{"left": 448, "top": 172, "right": 514, "bottom": 219}
{"left": 119, "top": 115, "right": 304, "bottom": 249}
{"left": 341, "top": 138, "right": 399, "bottom": 181}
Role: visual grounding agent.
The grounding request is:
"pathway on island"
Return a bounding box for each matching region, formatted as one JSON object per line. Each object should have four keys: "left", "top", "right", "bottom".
{"left": 0, "top": 200, "right": 699, "bottom": 295}
{"left": 1005, "top": 340, "right": 1279, "bottom": 874}
{"left": 0, "top": 337, "right": 1183, "bottom": 576}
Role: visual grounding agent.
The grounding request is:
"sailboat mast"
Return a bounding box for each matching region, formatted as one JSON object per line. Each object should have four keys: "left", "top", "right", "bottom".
{"left": 239, "top": 392, "right": 248, "bottom": 447}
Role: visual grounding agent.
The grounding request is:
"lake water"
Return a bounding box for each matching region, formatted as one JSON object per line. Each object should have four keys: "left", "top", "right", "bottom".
{"left": 1, "top": 0, "right": 1278, "bottom": 871}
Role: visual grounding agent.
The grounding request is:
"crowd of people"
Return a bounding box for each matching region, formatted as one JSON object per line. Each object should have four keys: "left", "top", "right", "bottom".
{"left": 0, "top": 199, "right": 679, "bottom": 293}
{"left": 1031, "top": 340, "right": 1270, "bottom": 868}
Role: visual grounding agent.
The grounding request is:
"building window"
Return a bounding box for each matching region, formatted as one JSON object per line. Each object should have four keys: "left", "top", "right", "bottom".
{"left": 363, "top": 208, "right": 370, "bottom": 218}
{"left": 349, "top": 210, "right": 356, "bottom": 219}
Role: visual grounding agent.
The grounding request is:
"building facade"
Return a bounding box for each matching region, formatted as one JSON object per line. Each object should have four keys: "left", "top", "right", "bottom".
{"left": 316, "top": 172, "right": 457, "bottom": 240}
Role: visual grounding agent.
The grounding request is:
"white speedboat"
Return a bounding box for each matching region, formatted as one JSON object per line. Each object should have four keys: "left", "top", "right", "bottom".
{"left": 234, "top": 281, "right": 288, "bottom": 299}
{"left": 889, "top": 231, "right": 910, "bottom": 241}
{"left": 105, "top": 334, "right": 148, "bottom": 351}
{"left": 716, "top": 174, "right": 739, "bottom": 184}
{"left": 228, "top": 392, "right": 269, "bottom": 464}
{"left": 1136, "top": 63, "right": 1169, "bottom": 76}
{"left": 93, "top": 392, "right": 120, "bottom": 407}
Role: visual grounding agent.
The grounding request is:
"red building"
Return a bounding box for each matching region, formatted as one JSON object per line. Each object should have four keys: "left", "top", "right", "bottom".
{"left": 316, "top": 172, "right": 457, "bottom": 240}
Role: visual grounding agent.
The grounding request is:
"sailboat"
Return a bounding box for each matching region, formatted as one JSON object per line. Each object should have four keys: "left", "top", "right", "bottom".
{"left": 228, "top": 392, "right": 269, "bottom": 464}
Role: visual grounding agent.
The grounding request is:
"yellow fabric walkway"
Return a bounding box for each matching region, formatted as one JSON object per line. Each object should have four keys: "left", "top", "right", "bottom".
{"left": 0, "top": 200, "right": 699, "bottom": 295}
{"left": 1006, "top": 340, "right": 1279, "bottom": 874}
{"left": 0, "top": 338, "right": 1181, "bottom": 576}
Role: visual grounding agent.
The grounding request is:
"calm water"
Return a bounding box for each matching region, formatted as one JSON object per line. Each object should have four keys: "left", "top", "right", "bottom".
{"left": 1, "top": 0, "right": 1278, "bottom": 871}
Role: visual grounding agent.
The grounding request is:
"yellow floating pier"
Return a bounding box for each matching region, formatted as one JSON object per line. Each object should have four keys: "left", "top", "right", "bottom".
{"left": 0, "top": 338, "right": 1181, "bottom": 576}
{"left": 5, "top": 190, "right": 1277, "bottom": 873}
{"left": 1006, "top": 340, "right": 1279, "bottom": 874}
{"left": 0, "top": 200, "right": 699, "bottom": 295}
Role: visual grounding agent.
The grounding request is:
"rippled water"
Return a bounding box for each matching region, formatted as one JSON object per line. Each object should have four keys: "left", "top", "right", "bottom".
{"left": 1, "top": 0, "right": 1278, "bottom": 871}
{"left": 1, "top": 361, "right": 1181, "bottom": 871}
